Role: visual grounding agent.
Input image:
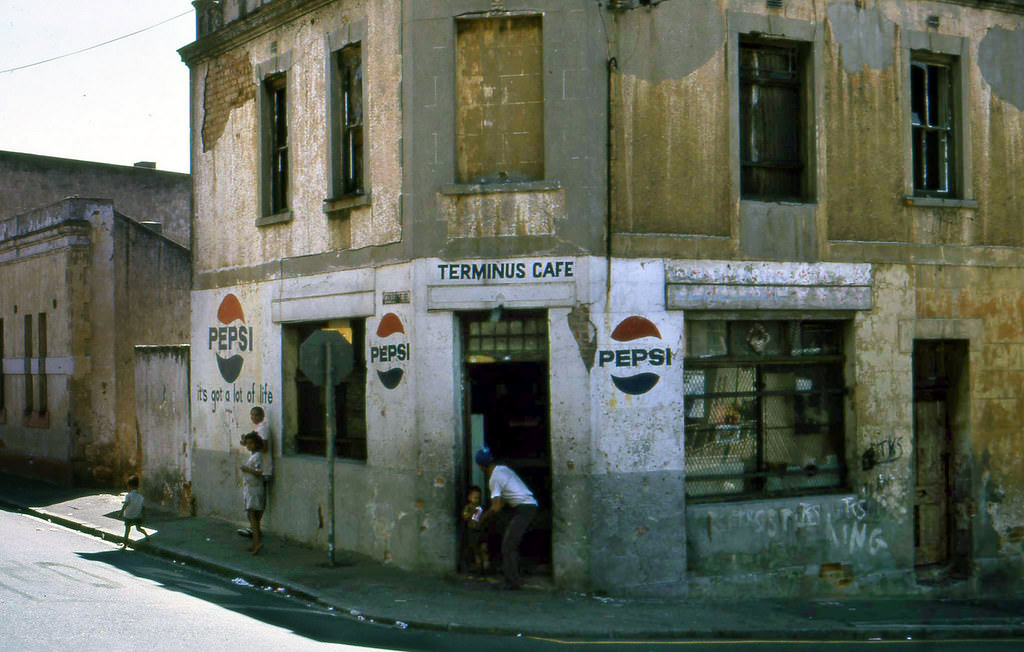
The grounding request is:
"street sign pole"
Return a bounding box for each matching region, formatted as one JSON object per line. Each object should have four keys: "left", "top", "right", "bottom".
{"left": 298, "top": 328, "right": 352, "bottom": 568}
{"left": 325, "top": 341, "right": 336, "bottom": 566}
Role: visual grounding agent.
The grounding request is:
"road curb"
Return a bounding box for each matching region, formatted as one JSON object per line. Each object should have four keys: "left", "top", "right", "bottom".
{"left": 5, "top": 496, "right": 1024, "bottom": 642}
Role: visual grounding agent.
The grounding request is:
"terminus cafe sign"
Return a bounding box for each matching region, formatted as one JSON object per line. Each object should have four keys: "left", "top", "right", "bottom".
{"left": 435, "top": 259, "right": 576, "bottom": 282}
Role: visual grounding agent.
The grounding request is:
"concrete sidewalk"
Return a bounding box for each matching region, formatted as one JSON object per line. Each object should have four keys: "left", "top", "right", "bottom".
{"left": 1, "top": 472, "right": 1022, "bottom": 642}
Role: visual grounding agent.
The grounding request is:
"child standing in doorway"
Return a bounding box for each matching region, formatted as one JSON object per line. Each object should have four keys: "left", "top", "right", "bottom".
{"left": 119, "top": 475, "right": 149, "bottom": 549}
{"left": 461, "top": 485, "right": 490, "bottom": 574}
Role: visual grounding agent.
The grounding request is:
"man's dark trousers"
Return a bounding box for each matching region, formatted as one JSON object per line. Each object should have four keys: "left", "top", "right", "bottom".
{"left": 501, "top": 504, "right": 537, "bottom": 587}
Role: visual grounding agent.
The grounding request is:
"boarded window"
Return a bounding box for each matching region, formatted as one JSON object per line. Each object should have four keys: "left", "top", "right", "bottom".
{"left": 284, "top": 320, "right": 367, "bottom": 460}
{"left": 684, "top": 321, "right": 846, "bottom": 501}
{"left": 455, "top": 16, "right": 544, "bottom": 184}
{"left": 739, "top": 40, "right": 807, "bottom": 201}
{"left": 911, "top": 57, "right": 955, "bottom": 196}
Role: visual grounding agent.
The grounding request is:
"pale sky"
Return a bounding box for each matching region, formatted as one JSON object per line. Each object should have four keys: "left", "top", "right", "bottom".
{"left": 0, "top": 1, "right": 195, "bottom": 174}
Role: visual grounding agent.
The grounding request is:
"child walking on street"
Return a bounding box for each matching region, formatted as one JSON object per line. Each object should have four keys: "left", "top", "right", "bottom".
{"left": 119, "top": 475, "right": 149, "bottom": 549}
{"left": 240, "top": 432, "right": 266, "bottom": 554}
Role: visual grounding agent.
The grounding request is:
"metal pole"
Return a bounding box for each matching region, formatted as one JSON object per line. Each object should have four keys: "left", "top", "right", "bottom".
{"left": 325, "top": 341, "right": 336, "bottom": 565}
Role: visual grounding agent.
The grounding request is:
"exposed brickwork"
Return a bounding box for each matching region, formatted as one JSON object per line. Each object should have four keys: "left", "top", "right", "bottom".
{"left": 202, "top": 50, "right": 255, "bottom": 152}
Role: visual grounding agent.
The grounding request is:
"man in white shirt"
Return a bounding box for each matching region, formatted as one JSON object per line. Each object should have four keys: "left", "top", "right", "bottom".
{"left": 475, "top": 447, "right": 538, "bottom": 590}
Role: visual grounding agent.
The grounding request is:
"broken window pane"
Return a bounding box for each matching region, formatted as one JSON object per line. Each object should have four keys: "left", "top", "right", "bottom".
{"left": 911, "top": 57, "right": 955, "bottom": 196}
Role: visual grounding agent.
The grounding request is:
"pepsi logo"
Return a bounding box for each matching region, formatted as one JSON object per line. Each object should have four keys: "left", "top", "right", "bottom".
{"left": 598, "top": 316, "right": 672, "bottom": 395}
{"left": 371, "top": 312, "right": 410, "bottom": 389}
{"left": 208, "top": 293, "right": 253, "bottom": 383}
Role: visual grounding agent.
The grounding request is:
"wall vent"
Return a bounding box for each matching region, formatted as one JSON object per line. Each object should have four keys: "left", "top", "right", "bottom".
{"left": 767, "top": 0, "right": 783, "bottom": 8}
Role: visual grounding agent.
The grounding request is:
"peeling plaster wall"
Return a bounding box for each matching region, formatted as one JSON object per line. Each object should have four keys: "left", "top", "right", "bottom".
{"left": 134, "top": 345, "right": 192, "bottom": 515}
{"left": 609, "top": 0, "right": 1024, "bottom": 259}
{"left": 610, "top": 1, "right": 731, "bottom": 240}
{"left": 404, "top": 0, "right": 608, "bottom": 261}
{"left": 915, "top": 263, "right": 1024, "bottom": 583}
{"left": 187, "top": 0, "right": 403, "bottom": 279}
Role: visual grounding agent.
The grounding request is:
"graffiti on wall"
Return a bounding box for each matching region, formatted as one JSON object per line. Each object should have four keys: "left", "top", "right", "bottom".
{"left": 861, "top": 436, "right": 905, "bottom": 471}
{"left": 710, "top": 496, "right": 889, "bottom": 556}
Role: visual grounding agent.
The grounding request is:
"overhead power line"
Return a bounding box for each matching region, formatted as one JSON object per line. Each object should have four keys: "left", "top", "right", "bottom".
{"left": 1, "top": 10, "right": 193, "bottom": 75}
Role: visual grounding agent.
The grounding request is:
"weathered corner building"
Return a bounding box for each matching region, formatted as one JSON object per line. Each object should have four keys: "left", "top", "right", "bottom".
{"left": 0, "top": 154, "right": 191, "bottom": 487}
{"left": 180, "top": 0, "right": 1024, "bottom": 597}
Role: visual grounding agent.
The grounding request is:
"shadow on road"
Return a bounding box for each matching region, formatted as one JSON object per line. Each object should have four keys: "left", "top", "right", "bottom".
{"left": 74, "top": 549, "right": 433, "bottom": 649}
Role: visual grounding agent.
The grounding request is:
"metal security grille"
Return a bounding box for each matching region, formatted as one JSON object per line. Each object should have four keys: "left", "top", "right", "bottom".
{"left": 685, "top": 321, "right": 847, "bottom": 501}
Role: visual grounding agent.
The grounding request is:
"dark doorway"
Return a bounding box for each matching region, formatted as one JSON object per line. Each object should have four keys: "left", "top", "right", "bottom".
{"left": 460, "top": 310, "right": 552, "bottom": 577}
{"left": 912, "top": 339, "right": 970, "bottom": 577}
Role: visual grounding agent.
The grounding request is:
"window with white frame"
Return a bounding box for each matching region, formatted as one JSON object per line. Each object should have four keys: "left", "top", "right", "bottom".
{"left": 910, "top": 55, "right": 956, "bottom": 197}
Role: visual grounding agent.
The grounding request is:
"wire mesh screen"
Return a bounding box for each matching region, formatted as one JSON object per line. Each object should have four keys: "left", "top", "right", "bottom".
{"left": 685, "top": 321, "right": 846, "bottom": 500}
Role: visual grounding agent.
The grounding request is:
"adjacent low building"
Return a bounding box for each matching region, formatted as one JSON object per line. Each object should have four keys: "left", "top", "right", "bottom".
{"left": 0, "top": 154, "right": 191, "bottom": 487}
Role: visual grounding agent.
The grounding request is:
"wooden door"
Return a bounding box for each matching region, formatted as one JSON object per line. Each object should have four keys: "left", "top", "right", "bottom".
{"left": 914, "top": 399, "right": 951, "bottom": 566}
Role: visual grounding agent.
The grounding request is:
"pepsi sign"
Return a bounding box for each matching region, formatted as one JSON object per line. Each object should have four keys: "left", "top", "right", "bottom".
{"left": 598, "top": 316, "right": 673, "bottom": 395}
{"left": 209, "top": 293, "right": 253, "bottom": 383}
{"left": 370, "top": 312, "right": 410, "bottom": 389}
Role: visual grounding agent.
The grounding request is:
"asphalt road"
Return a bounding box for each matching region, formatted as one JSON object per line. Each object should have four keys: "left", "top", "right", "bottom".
{"left": 2, "top": 507, "right": 1022, "bottom": 652}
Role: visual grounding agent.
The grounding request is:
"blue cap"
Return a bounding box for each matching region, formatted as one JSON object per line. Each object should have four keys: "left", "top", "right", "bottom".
{"left": 474, "top": 447, "right": 494, "bottom": 466}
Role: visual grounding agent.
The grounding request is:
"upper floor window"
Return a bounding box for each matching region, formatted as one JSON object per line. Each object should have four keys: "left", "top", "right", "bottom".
{"left": 335, "top": 43, "right": 364, "bottom": 196}
{"left": 911, "top": 56, "right": 955, "bottom": 197}
{"left": 263, "top": 73, "right": 289, "bottom": 216}
{"left": 455, "top": 16, "right": 544, "bottom": 185}
{"left": 739, "top": 38, "right": 809, "bottom": 201}
{"left": 684, "top": 320, "right": 847, "bottom": 502}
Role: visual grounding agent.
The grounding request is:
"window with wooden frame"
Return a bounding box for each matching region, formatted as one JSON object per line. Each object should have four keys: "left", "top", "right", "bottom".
{"left": 334, "top": 43, "right": 364, "bottom": 197}
{"left": 263, "top": 73, "right": 289, "bottom": 216}
{"left": 911, "top": 55, "right": 956, "bottom": 197}
{"left": 455, "top": 16, "right": 544, "bottom": 185}
{"left": 739, "top": 38, "right": 809, "bottom": 201}
{"left": 684, "top": 320, "right": 847, "bottom": 502}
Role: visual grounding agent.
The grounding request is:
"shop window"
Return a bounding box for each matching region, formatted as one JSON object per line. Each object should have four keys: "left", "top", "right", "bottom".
{"left": 261, "top": 73, "right": 289, "bottom": 217}
{"left": 739, "top": 38, "right": 810, "bottom": 201}
{"left": 684, "top": 320, "right": 846, "bottom": 501}
{"left": 284, "top": 320, "right": 366, "bottom": 460}
{"left": 331, "top": 43, "right": 364, "bottom": 197}
{"left": 455, "top": 16, "right": 544, "bottom": 185}
{"left": 911, "top": 56, "right": 956, "bottom": 197}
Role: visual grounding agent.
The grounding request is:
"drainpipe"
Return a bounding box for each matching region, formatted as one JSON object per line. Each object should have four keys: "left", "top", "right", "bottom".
{"left": 606, "top": 56, "right": 617, "bottom": 299}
